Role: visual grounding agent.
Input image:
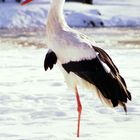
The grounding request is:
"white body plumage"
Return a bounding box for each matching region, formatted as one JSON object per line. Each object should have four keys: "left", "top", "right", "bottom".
{"left": 46, "top": 0, "right": 97, "bottom": 64}
{"left": 46, "top": 0, "right": 99, "bottom": 94}
{"left": 45, "top": 0, "right": 131, "bottom": 109}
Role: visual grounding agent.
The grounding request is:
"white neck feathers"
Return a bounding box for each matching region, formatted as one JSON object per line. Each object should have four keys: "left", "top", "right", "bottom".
{"left": 50, "top": 0, "right": 65, "bottom": 14}
{"left": 46, "top": 0, "right": 67, "bottom": 31}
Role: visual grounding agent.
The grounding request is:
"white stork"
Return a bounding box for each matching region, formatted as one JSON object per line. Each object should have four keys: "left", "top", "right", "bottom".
{"left": 21, "top": 0, "right": 131, "bottom": 137}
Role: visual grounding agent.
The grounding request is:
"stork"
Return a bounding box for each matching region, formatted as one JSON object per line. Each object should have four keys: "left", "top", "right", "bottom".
{"left": 21, "top": 0, "right": 132, "bottom": 137}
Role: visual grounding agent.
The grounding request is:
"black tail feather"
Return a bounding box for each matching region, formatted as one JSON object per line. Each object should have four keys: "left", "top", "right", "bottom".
{"left": 93, "top": 46, "right": 132, "bottom": 105}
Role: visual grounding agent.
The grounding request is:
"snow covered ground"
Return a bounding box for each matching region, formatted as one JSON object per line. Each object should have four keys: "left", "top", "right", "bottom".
{"left": 0, "top": 0, "right": 140, "bottom": 28}
{"left": 0, "top": 28, "right": 140, "bottom": 140}
{"left": 0, "top": 0, "right": 140, "bottom": 139}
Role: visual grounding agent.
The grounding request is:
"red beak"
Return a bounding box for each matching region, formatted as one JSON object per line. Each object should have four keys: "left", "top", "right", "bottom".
{"left": 21, "top": 0, "right": 33, "bottom": 5}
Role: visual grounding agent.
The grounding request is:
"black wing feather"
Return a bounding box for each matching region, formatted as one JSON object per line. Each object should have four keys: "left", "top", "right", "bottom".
{"left": 93, "top": 46, "right": 131, "bottom": 100}
{"left": 44, "top": 49, "right": 57, "bottom": 71}
{"left": 62, "top": 47, "right": 131, "bottom": 109}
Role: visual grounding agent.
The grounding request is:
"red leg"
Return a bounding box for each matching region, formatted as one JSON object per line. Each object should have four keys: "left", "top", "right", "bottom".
{"left": 75, "top": 86, "right": 82, "bottom": 137}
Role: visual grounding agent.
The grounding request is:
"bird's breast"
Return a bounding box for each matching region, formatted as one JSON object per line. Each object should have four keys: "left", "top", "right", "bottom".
{"left": 47, "top": 38, "right": 96, "bottom": 64}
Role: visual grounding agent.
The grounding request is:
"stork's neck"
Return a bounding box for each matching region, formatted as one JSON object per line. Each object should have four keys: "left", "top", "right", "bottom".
{"left": 47, "top": 0, "right": 67, "bottom": 31}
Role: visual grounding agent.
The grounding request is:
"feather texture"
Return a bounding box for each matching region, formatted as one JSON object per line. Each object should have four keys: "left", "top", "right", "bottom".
{"left": 93, "top": 46, "right": 131, "bottom": 101}
{"left": 44, "top": 0, "right": 131, "bottom": 113}
{"left": 62, "top": 50, "right": 131, "bottom": 111}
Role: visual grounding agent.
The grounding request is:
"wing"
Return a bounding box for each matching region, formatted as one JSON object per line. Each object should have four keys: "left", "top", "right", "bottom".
{"left": 62, "top": 47, "right": 131, "bottom": 111}
{"left": 93, "top": 46, "right": 131, "bottom": 99}
{"left": 44, "top": 49, "right": 57, "bottom": 71}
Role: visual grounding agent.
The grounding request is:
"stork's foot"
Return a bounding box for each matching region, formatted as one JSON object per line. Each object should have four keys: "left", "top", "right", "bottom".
{"left": 75, "top": 87, "right": 82, "bottom": 137}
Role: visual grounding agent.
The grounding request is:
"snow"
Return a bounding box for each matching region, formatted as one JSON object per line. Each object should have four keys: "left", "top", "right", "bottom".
{"left": 0, "top": 28, "right": 140, "bottom": 139}
{"left": 0, "top": 0, "right": 140, "bottom": 28}
{"left": 0, "top": 0, "right": 140, "bottom": 139}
